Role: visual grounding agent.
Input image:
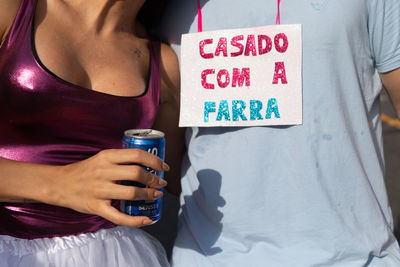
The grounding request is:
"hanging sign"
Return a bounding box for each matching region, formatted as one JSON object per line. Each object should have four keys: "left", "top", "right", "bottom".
{"left": 179, "top": 24, "right": 302, "bottom": 127}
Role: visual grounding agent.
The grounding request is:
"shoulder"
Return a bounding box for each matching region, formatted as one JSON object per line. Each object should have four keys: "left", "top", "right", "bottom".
{"left": 159, "top": 42, "right": 180, "bottom": 103}
{"left": 0, "top": 0, "right": 22, "bottom": 45}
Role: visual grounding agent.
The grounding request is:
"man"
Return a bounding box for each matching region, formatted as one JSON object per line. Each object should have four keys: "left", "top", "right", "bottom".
{"left": 159, "top": 0, "right": 400, "bottom": 266}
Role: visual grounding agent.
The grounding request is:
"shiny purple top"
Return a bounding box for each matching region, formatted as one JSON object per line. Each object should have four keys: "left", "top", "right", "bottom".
{"left": 0, "top": 0, "right": 161, "bottom": 239}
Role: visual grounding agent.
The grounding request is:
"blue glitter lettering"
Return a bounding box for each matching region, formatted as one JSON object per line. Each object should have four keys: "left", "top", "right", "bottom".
{"left": 265, "top": 98, "right": 280, "bottom": 119}
{"left": 232, "top": 100, "right": 247, "bottom": 121}
{"left": 250, "top": 100, "right": 263, "bottom": 120}
{"left": 204, "top": 101, "right": 216, "bottom": 122}
{"left": 216, "top": 100, "right": 231, "bottom": 121}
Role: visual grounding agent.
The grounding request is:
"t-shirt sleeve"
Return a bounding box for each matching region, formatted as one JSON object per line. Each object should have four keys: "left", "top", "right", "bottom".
{"left": 368, "top": 0, "right": 400, "bottom": 73}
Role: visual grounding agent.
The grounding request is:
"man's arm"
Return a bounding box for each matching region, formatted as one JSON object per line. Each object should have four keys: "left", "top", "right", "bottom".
{"left": 380, "top": 68, "right": 400, "bottom": 119}
{"left": 0, "top": 0, "right": 21, "bottom": 46}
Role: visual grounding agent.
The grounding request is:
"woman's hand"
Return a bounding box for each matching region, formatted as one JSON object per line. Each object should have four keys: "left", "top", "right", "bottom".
{"left": 49, "top": 149, "right": 169, "bottom": 227}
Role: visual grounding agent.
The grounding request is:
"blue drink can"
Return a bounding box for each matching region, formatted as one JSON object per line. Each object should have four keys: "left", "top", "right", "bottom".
{"left": 121, "top": 129, "right": 165, "bottom": 223}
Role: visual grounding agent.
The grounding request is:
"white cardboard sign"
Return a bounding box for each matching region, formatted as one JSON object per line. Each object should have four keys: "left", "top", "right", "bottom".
{"left": 179, "top": 24, "right": 302, "bottom": 127}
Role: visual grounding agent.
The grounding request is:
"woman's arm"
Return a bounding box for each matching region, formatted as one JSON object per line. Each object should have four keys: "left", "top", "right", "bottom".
{"left": 0, "top": 0, "right": 21, "bottom": 46}
{"left": 0, "top": 149, "right": 169, "bottom": 227}
{"left": 153, "top": 43, "right": 184, "bottom": 196}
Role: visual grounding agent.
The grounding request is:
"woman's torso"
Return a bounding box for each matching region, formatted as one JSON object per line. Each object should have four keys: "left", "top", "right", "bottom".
{"left": 0, "top": 0, "right": 161, "bottom": 239}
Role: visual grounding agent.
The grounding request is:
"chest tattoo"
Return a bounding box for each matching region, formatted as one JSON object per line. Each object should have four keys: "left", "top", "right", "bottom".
{"left": 134, "top": 48, "right": 142, "bottom": 58}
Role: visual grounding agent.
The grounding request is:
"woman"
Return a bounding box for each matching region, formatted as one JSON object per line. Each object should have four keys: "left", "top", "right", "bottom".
{"left": 0, "top": 0, "right": 183, "bottom": 266}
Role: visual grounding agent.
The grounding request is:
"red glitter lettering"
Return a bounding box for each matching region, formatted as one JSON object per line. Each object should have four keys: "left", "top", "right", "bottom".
{"left": 258, "top": 35, "right": 272, "bottom": 55}
{"left": 274, "top": 33, "right": 288, "bottom": 53}
{"left": 272, "top": 62, "right": 287, "bottom": 84}
{"left": 199, "top": 39, "right": 214, "bottom": 59}
{"left": 232, "top": 68, "right": 250, "bottom": 87}
{"left": 230, "top": 35, "right": 244, "bottom": 57}
{"left": 215, "top": 37, "right": 228, "bottom": 57}
{"left": 244, "top": 35, "right": 257, "bottom": 56}
{"left": 217, "top": 69, "right": 230, "bottom": 88}
{"left": 201, "top": 69, "right": 215, "bottom": 89}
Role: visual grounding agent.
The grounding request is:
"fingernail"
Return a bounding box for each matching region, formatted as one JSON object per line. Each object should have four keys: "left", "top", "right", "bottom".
{"left": 159, "top": 179, "right": 167, "bottom": 186}
{"left": 143, "top": 219, "right": 153, "bottom": 225}
{"left": 153, "top": 190, "right": 163, "bottom": 198}
{"left": 163, "top": 162, "right": 170, "bottom": 171}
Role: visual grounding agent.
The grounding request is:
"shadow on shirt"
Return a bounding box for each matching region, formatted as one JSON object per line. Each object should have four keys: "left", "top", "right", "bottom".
{"left": 177, "top": 168, "right": 226, "bottom": 256}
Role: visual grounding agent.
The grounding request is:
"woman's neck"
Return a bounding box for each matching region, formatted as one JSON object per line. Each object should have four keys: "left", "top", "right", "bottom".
{"left": 61, "top": 0, "right": 145, "bottom": 35}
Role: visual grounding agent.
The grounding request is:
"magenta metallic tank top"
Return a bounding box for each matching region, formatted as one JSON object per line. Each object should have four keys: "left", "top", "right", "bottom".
{"left": 0, "top": 0, "right": 161, "bottom": 239}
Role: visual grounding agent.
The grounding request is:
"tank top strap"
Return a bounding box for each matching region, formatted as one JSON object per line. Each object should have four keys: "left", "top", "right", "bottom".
{"left": 3, "top": 0, "right": 36, "bottom": 49}
{"left": 149, "top": 40, "right": 161, "bottom": 106}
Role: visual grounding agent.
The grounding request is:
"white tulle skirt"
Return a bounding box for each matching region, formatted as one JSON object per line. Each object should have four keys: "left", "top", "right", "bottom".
{"left": 0, "top": 226, "right": 169, "bottom": 267}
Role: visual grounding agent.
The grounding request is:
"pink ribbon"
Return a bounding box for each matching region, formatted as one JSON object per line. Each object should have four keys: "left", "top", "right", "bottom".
{"left": 197, "top": 0, "right": 281, "bottom": 32}
{"left": 197, "top": 0, "right": 203, "bottom": 32}
{"left": 276, "top": 0, "right": 281, "bottom": 25}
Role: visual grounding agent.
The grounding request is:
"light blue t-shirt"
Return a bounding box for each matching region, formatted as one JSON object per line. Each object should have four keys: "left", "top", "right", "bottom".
{"left": 159, "top": 0, "right": 400, "bottom": 266}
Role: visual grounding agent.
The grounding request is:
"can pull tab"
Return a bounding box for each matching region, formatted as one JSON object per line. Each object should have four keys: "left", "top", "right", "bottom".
{"left": 134, "top": 129, "right": 153, "bottom": 136}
